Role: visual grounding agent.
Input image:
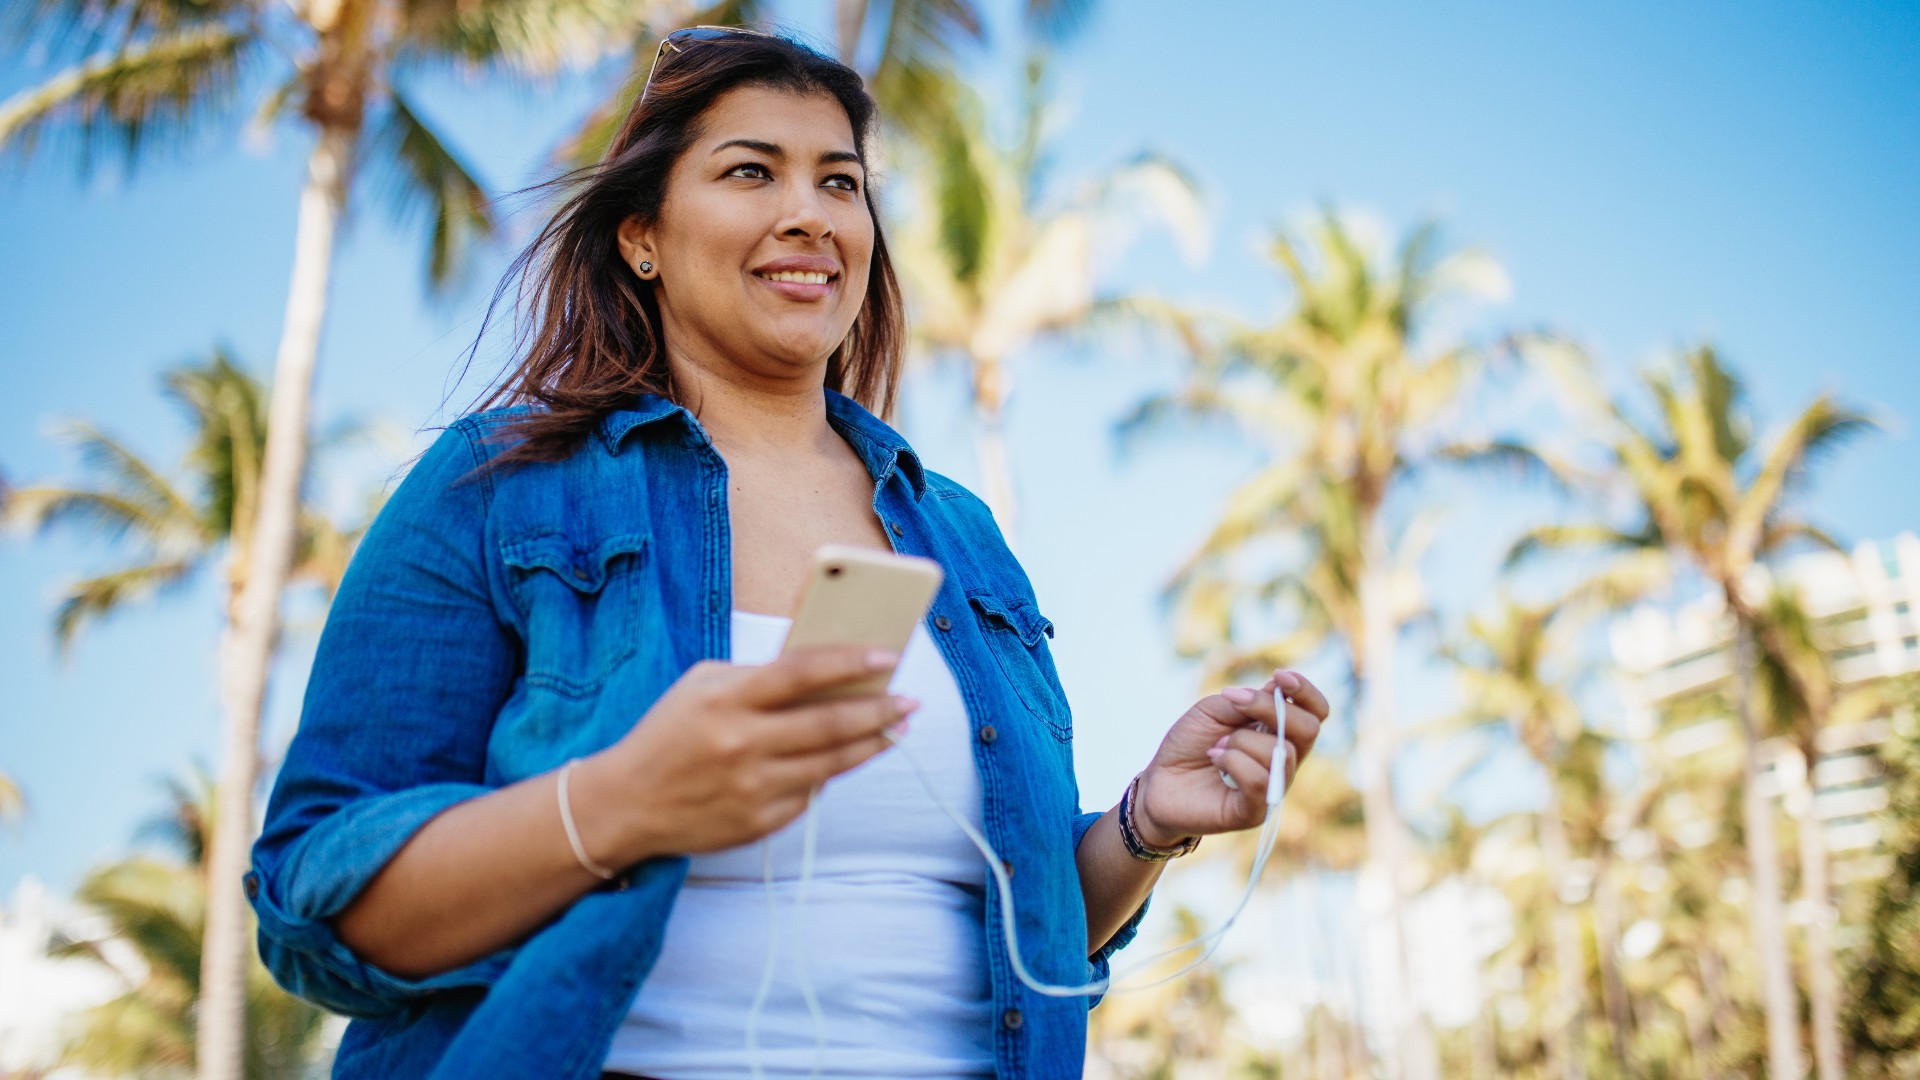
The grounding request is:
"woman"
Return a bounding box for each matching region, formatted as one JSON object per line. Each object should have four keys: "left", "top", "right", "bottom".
{"left": 249, "top": 28, "right": 1328, "bottom": 1080}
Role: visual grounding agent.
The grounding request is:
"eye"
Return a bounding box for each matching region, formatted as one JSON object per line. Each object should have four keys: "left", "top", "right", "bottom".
{"left": 725, "top": 162, "right": 771, "bottom": 180}
{"left": 824, "top": 172, "right": 862, "bottom": 193}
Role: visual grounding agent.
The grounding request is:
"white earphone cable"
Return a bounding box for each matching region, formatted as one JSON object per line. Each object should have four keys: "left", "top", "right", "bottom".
{"left": 878, "top": 689, "right": 1291, "bottom": 998}
{"left": 745, "top": 687, "right": 1291, "bottom": 1077}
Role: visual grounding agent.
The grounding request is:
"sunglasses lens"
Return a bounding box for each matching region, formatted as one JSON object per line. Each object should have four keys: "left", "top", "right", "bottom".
{"left": 669, "top": 27, "right": 747, "bottom": 45}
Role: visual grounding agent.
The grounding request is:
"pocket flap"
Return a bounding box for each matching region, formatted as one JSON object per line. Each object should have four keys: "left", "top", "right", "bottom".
{"left": 966, "top": 592, "right": 1055, "bottom": 647}
{"left": 501, "top": 532, "right": 648, "bottom": 593}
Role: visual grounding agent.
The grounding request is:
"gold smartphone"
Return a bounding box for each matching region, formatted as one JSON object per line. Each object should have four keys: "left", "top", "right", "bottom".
{"left": 780, "top": 544, "right": 945, "bottom": 701}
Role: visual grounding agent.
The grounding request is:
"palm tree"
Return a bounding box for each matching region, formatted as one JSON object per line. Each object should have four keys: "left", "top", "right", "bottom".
{"left": 1619, "top": 689, "right": 1770, "bottom": 1078}
{"left": 0, "top": 769, "right": 23, "bottom": 825}
{"left": 1228, "top": 752, "right": 1373, "bottom": 1078}
{"left": 891, "top": 63, "right": 1203, "bottom": 541}
{"left": 4, "top": 351, "right": 359, "bottom": 641}
{"left": 2, "top": 351, "right": 363, "bottom": 1076}
{"left": 1750, "top": 582, "right": 1912, "bottom": 1080}
{"left": 1847, "top": 679, "right": 1920, "bottom": 1076}
{"left": 1509, "top": 341, "right": 1874, "bottom": 1079}
{"left": 1442, "top": 597, "right": 1598, "bottom": 1080}
{"left": 1, "top": 5, "right": 628, "bottom": 1073}
{"left": 556, "top": 0, "right": 1097, "bottom": 169}
{"left": 1130, "top": 211, "right": 1518, "bottom": 1080}
{"left": 50, "top": 772, "right": 330, "bottom": 1079}
{"left": 1085, "top": 905, "right": 1237, "bottom": 1080}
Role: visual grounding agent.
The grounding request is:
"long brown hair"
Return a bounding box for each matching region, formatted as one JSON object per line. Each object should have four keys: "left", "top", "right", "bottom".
{"left": 469, "top": 31, "right": 904, "bottom": 467}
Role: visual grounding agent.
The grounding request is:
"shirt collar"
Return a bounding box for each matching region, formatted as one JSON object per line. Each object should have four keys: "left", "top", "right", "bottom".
{"left": 824, "top": 388, "right": 927, "bottom": 501}
{"left": 594, "top": 388, "right": 927, "bottom": 501}
{"left": 595, "top": 393, "right": 693, "bottom": 451}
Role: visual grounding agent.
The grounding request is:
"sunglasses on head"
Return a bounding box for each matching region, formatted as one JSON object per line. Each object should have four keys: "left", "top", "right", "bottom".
{"left": 638, "top": 25, "right": 783, "bottom": 106}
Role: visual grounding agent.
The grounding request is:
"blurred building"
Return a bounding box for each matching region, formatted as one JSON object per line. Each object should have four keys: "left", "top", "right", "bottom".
{"left": 1610, "top": 532, "right": 1920, "bottom": 887}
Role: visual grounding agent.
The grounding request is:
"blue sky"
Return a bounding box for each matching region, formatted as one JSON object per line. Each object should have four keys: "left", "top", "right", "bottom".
{"left": 3, "top": 0, "right": 1916, "bottom": 898}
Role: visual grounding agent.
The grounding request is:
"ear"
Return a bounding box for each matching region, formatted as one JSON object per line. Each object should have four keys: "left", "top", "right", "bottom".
{"left": 617, "top": 215, "right": 657, "bottom": 278}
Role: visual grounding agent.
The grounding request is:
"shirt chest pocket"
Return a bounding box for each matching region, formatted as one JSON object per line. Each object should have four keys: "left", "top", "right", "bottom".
{"left": 967, "top": 592, "right": 1073, "bottom": 743}
{"left": 502, "top": 531, "right": 650, "bottom": 698}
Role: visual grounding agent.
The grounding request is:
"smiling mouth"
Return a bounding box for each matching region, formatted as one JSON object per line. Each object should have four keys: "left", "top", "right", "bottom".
{"left": 753, "top": 270, "right": 836, "bottom": 285}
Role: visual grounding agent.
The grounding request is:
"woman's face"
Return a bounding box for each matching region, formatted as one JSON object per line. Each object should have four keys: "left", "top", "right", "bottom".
{"left": 621, "top": 85, "right": 875, "bottom": 388}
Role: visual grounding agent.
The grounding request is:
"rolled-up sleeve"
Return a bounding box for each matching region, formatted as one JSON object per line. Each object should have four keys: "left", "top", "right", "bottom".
{"left": 249, "top": 420, "right": 519, "bottom": 1017}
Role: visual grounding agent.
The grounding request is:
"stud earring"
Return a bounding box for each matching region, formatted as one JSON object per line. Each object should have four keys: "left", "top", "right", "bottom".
{"left": 638, "top": 261, "right": 653, "bottom": 274}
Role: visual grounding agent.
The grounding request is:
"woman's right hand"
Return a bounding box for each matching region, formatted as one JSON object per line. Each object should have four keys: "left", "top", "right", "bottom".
{"left": 571, "top": 646, "right": 918, "bottom": 867}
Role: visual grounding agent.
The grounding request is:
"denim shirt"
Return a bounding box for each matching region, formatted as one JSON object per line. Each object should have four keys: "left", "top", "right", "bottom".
{"left": 248, "top": 389, "right": 1148, "bottom": 1080}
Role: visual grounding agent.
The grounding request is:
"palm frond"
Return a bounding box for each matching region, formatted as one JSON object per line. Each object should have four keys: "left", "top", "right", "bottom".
{"left": 58, "top": 420, "right": 203, "bottom": 528}
{"left": 399, "top": 0, "right": 645, "bottom": 75}
{"left": 53, "top": 558, "right": 199, "bottom": 656}
{"left": 0, "top": 25, "right": 255, "bottom": 177}
{"left": 922, "top": 84, "right": 994, "bottom": 294}
{"left": 163, "top": 349, "right": 266, "bottom": 537}
{"left": 1506, "top": 331, "right": 1612, "bottom": 419}
{"left": 1757, "top": 519, "right": 1844, "bottom": 556}
{"left": 372, "top": 90, "right": 496, "bottom": 290}
{"left": 13, "top": 0, "right": 251, "bottom": 60}
{"left": 1729, "top": 395, "right": 1876, "bottom": 557}
{"left": 872, "top": 0, "right": 983, "bottom": 82}
{"left": 2, "top": 485, "right": 187, "bottom": 547}
{"left": 0, "top": 771, "right": 24, "bottom": 825}
{"left": 1557, "top": 546, "right": 1677, "bottom": 615}
{"left": 548, "top": 0, "right": 761, "bottom": 169}
{"left": 1072, "top": 150, "right": 1209, "bottom": 265}
{"left": 59, "top": 857, "right": 204, "bottom": 990}
{"left": 1021, "top": 0, "right": 1094, "bottom": 43}
{"left": 1504, "top": 521, "right": 1658, "bottom": 571}
{"left": 1425, "top": 438, "right": 1585, "bottom": 493}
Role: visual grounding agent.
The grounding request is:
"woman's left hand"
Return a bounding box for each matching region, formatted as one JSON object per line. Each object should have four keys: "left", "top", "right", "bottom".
{"left": 1131, "top": 669, "right": 1330, "bottom": 849}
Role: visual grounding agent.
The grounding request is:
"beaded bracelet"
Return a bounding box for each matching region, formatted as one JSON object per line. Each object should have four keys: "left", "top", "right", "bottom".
{"left": 1119, "top": 773, "right": 1201, "bottom": 862}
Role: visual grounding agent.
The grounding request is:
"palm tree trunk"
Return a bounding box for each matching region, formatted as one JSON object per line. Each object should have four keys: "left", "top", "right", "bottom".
{"left": 971, "top": 356, "right": 1019, "bottom": 548}
{"left": 1700, "top": 946, "right": 1736, "bottom": 1079}
{"left": 197, "top": 122, "right": 350, "bottom": 1080}
{"left": 1355, "top": 554, "right": 1435, "bottom": 1080}
{"left": 1796, "top": 744, "right": 1844, "bottom": 1080}
{"left": 1537, "top": 798, "right": 1588, "bottom": 1080}
{"left": 1590, "top": 855, "right": 1633, "bottom": 1065}
{"left": 1732, "top": 621, "right": 1806, "bottom": 1080}
{"left": 835, "top": 0, "right": 871, "bottom": 67}
{"left": 1684, "top": 996, "right": 1716, "bottom": 1080}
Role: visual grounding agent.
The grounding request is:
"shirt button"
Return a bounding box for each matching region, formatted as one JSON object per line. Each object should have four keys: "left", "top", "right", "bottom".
{"left": 1002, "top": 1007, "right": 1023, "bottom": 1030}
{"left": 934, "top": 615, "right": 952, "bottom": 632}
{"left": 979, "top": 725, "right": 997, "bottom": 743}
{"left": 571, "top": 567, "right": 588, "bottom": 581}
{"left": 243, "top": 873, "right": 259, "bottom": 900}
{"left": 889, "top": 521, "right": 904, "bottom": 537}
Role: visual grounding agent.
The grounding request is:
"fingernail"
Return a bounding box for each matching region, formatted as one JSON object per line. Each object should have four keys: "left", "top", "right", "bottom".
{"left": 1213, "top": 735, "right": 1231, "bottom": 750}
{"left": 888, "top": 719, "right": 911, "bottom": 738}
{"left": 1222, "top": 686, "right": 1256, "bottom": 706}
{"left": 892, "top": 695, "right": 921, "bottom": 713}
{"left": 1206, "top": 746, "right": 1225, "bottom": 762}
{"left": 1276, "top": 670, "right": 1301, "bottom": 691}
{"left": 867, "top": 650, "right": 900, "bottom": 671}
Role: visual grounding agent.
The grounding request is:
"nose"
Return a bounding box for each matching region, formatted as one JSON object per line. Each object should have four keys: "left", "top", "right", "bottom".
{"left": 774, "top": 177, "right": 834, "bottom": 241}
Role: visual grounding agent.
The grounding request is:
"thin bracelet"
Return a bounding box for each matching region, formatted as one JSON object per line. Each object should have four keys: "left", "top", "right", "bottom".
{"left": 557, "top": 758, "right": 618, "bottom": 881}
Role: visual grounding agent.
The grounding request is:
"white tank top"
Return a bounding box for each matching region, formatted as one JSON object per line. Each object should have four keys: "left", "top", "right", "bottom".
{"left": 603, "top": 610, "right": 996, "bottom": 1078}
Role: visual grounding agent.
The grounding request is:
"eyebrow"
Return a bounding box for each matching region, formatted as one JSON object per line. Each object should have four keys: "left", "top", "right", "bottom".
{"left": 711, "top": 138, "right": 863, "bottom": 168}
